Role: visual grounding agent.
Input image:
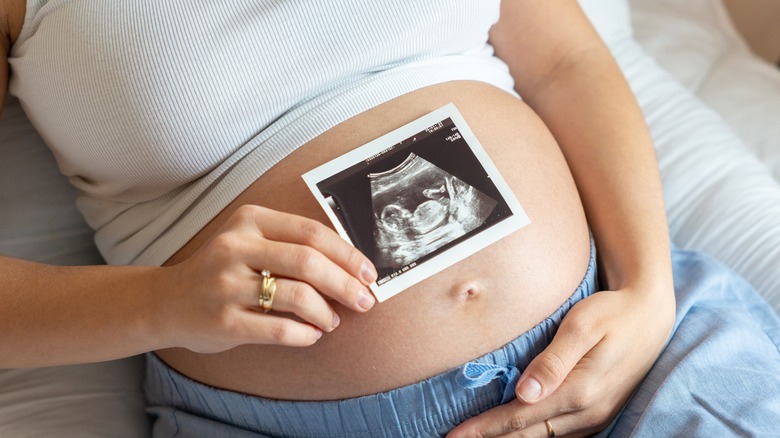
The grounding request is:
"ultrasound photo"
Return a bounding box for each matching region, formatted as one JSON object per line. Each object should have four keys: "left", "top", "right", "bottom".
{"left": 370, "top": 153, "right": 497, "bottom": 269}
{"left": 303, "top": 104, "right": 529, "bottom": 302}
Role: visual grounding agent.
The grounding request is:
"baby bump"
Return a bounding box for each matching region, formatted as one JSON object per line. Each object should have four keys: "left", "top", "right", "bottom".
{"left": 156, "top": 81, "right": 591, "bottom": 401}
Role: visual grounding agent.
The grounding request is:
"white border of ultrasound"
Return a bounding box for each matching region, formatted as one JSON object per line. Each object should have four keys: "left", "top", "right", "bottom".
{"left": 302, "top": 103, "right": 530, "bottom": 302}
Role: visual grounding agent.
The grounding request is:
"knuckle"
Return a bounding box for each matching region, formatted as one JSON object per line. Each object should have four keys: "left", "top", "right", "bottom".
{"left": 469, "top": 428, "right": 490, "bottom": 438}
{"left": 215, "top": 309, "right": 240, "bottom": 336}
{"left": 289, "top": 282, "right": 311, "bottom": 308}
{"left": 211, "top": 270, "right": 235, "bottom": 294}
{"left": 568, "top": 384, "right": 597, "bottom": 411}
{"left": 346, "top": 248, "right": 364, "bottom": 273}
{"left": 209, "top": 233, "right": 239, "bottom": 258}
{"left": 268, "top": 321, "right": 291, "bottom": 344}
{"left": 298, "top": 219, "right": 327, "bottom": 246}
{"left": 565, "top": 313, "right": 595, "bottom": 341}
{"left": 535, "top": 352, "right": 567, "bottom": 385}
{"left": 295, "top": 247, "right": 320, "bottom": 273}
{"left": 505, "top": 414, "right": 529, "bottom": 432}
{"left": 235, "top": 204, "right": 262, "bottom": 219}
{"left": 341, "top": 275, "right": 362, "bottom": 300}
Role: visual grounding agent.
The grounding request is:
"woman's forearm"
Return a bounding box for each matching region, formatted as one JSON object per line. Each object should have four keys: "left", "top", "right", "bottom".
{"left": 1, "top": 205, "right": 373, "bottom": 368}
{"left": 491, "top": 1, "right": 673, "bottom": 293}
{"left": 521, "top": 48, "right": 673, "bottom": 293}
{"left": 0, "top": 256, "right": 167, "bottom": 367}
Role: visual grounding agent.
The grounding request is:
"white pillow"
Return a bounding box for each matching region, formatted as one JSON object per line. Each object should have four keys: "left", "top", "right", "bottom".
{"left": 582, "top": 0, "right": 780, "bottom": 311}
{"left": 0, "top": 360, "right": 148, "bottom": 438}
{"left": 0, "top": 97, "right": 150, "bottom": 437}
{"left": 631, "top": 0, "right": 780, "bottom": 182}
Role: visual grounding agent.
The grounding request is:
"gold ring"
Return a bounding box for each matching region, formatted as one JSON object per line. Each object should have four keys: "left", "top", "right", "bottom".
{"left": 544, "top": 419, "right": 556, "bottom": 438}
{"left": 260, "top": 269, "right": 277, "bottom": 312}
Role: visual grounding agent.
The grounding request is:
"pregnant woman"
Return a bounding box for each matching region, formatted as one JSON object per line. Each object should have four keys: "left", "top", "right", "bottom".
{"left": 0, "top": 1, "right": 678, "bottom": 436}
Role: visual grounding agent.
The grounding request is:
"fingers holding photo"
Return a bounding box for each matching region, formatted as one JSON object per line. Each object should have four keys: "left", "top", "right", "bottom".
{"left": 238, "top": 205, "right": 378, "bottom": 286}
{"left": 230, "top": 205, "right": 378, "bottom": 312}
{"left": 246, "top": 238, "right": 376, "bottom": 313}
{"left": 159, "top": 204, "right": 379, "bottom": 353}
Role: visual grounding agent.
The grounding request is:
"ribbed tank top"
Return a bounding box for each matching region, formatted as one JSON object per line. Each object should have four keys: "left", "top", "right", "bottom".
{"left": 8, "top": 0, "right": 516, "bottom": 266}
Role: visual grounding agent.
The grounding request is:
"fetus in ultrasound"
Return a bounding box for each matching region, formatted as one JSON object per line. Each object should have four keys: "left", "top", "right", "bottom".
{"left": 370, "top": 153, "right": 497, "bottom": 269}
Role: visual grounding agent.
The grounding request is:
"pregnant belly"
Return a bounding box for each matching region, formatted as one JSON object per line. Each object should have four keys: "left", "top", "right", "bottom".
{"left": 156, "top": 81, "right": 591, "bottom": 401}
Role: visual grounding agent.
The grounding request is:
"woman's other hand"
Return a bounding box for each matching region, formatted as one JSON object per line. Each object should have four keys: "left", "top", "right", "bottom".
{"left": 448, "top": 283, "right": 674, "bottom": 437}
{"left": 460, "top": 0, "right": 677, "bottom": 435}
{"left": 152, "top": 204, "right": 377, "bottom": 353}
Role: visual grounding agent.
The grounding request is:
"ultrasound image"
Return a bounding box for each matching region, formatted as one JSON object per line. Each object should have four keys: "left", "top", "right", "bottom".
{"left": 308, "top": 111, "right": 520, "bottom": 295}
{"left": 370, "top": 153, "right": 497, "bottom": 269}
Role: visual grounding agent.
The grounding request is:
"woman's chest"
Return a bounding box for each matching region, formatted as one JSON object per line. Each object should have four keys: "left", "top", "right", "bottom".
{"left": 8, "top": 1, "right": 500, "bottom": 187}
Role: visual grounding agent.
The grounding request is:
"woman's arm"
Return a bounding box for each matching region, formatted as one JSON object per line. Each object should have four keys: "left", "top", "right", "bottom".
{"left": 1, "top": 257, "right": 170, "bottom": 366}
{"left": 493, "top": 1, "right": 672, "bottom": 294}
{"left": 1, "top": 206, "right": 377, "bottom": 368}
{"left": 450, "top": 1, "right": 675, "bottom": 436}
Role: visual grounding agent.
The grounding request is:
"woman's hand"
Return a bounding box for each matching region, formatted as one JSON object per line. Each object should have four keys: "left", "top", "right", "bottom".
{"left": 448, "top": 284, "right": 675, "bottom": 437}
{"left": 153, "top": 204, "right": 378, "bottom": 353}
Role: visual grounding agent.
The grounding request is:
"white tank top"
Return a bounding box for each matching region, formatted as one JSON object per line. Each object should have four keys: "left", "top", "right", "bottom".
{"left": 8, "top": 0, "right": 516, "bottom": 266}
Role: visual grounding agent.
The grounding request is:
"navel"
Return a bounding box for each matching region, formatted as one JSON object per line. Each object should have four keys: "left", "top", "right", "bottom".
{"left": 452, "top": 280, "right": 485, "bottom": 303}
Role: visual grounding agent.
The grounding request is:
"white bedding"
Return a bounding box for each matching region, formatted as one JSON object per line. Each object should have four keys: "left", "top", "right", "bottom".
{"left": 627, "top": 0, "right": 780, "bottom": 304}
{"left": 1, "top": 0, "right": 778, "bottom": 435}
{"left": 632, "top": 0, "right": 780, "bottom": 181}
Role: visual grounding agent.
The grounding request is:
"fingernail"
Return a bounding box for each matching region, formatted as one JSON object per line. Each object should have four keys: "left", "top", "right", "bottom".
{"left": 361, "top": 261, "right": 377, "bottom": 284}
{"left": 313, "top": 329, "right": 323, "bottom": 340}
{"left": 357, "top": 288, "right": 376, "bottom": 311}
{"left": 332, "top": 313, "right": 341, "bottom": 329}
{"left": 517, "top": 377, "right": 542, "bottom": 402}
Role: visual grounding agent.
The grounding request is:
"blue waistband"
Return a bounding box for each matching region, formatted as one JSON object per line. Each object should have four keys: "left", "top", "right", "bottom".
{"left": 145, "top": 238, "right": 598, "bottom": 437}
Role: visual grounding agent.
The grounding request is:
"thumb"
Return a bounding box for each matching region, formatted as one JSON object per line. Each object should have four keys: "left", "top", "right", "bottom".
{"left": 516, "top": 317, "right": 602, "bottom": 403}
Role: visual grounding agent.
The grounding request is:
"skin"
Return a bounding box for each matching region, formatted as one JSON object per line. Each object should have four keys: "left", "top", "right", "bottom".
{"left": 0, "top": 1, "right": 675, "bottom": 436}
